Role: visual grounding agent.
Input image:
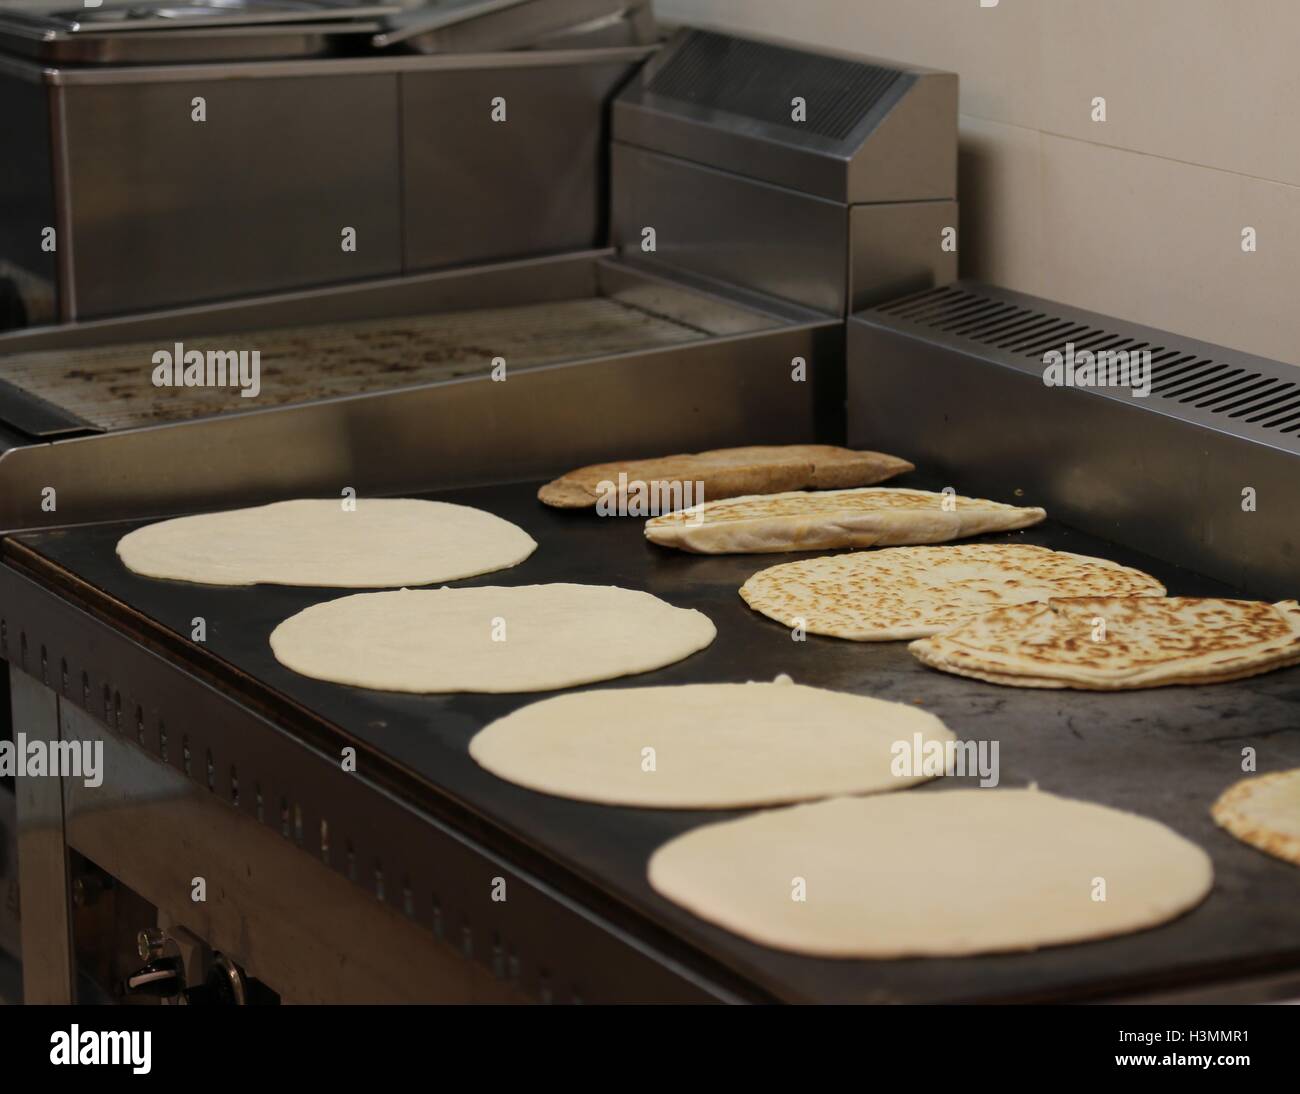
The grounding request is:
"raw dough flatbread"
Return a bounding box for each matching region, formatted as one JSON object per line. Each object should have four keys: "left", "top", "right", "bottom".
{"left": 911, "top": 597, "right": 1300, "bottom": 689}
{"left": 270, "top": 583, "right": 716, "bottom": 693}
{"left": 648, "top": 788, "right": 1213, "bottom": 958}
{"left": 469, "top": 677, "right": 955, "bottom": 808}
{"left": 645, "top": 487, "right": 1045, "bottom": 554}
{"left": 740, "top": 543, "right": 1165, "bottom": 641}
{"left": 117, "top": 498, "right": 537, "bottom": 588}
{"left": 1212, "top": 768, "right": 1300, "bottom": 866}
{"left": 538, "top": 445, "right": 912, "bottom": 510}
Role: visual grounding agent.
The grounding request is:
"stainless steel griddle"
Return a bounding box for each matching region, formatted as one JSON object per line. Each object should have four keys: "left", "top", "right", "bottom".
{"left": 4, "top": 476, "right": 1300, "bottom": 1004}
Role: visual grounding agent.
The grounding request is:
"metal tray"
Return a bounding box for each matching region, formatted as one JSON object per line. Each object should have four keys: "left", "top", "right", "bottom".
{"left": 4, "top": 1, "right": 399, "bottom": 34}
{"left": 0, "top": 17, "right": 384, "bottom": 63}
{"left": 374, "top": 0, "right": 644, "bottom": 53}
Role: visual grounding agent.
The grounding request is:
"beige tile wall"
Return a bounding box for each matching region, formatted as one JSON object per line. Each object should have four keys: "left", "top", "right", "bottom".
{"left": 656, "top": 0, "right": 1300, "bottom": 365}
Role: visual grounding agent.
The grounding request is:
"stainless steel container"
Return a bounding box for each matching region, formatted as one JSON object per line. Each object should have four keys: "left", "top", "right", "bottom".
{"left": 611, "top": 28, "right": 959, "bottom": 315}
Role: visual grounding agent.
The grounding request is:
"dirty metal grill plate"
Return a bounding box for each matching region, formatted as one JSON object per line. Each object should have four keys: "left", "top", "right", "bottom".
{"left": 0, "top": 297, "right": 710, "bottom": 433}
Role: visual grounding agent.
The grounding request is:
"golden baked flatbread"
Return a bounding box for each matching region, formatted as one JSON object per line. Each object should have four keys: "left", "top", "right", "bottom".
{"left": 645, "top": 486, "right": 1045, "bottom": 553}
{"left": 911, "top": 597, "right": 1300, "bottom": 689}
{"left": 1212, "top": 768, "right": 1300, "bottom": 866}
{"left": 739, "top": 544, "right": 1165, "bottom": 641}
{"left": 538, "top": 445, "right": 912, "bottom": 510}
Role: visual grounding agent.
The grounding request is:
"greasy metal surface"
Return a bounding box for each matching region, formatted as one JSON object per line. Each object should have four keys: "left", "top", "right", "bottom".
{"left": 848, "top": 282, "right": 1300, "bottom": 600}
{"left": 8, "top": 477, "right": 1300, "bottom": 1003}
{"left": 0, "top": 296, "right": 712, "bottom": 432}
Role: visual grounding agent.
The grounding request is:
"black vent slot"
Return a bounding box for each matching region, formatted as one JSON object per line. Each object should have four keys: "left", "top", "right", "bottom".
{"left": 876, "top": 287, "right": 1300, "bottom": 434}
{"left": 647, "top": 30, "right": 903, "bottom": 142}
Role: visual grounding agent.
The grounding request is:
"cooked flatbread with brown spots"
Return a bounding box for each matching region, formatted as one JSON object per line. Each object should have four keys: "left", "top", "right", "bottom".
{"left": 645, "top": 487, "right": 1045, "bottom": 553}
{"left": 1212, "top": 768, "right": 1300, "bottom": 866}
{"left": 911, "top": 596, "right": 1300, "bottom": 689}
{"left": 538, "top": 445, "right": 912, "bottom": 510}
{"left": 739, "top": 544, "right": 1165, "bottom": 641}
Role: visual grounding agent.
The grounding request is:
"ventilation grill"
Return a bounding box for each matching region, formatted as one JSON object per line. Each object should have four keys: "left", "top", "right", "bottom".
{"left": 876, "top": 286, "right": 1300, "bottom": 434}
{"left": 646, "top": 30, "right": 902, "bottom": 142}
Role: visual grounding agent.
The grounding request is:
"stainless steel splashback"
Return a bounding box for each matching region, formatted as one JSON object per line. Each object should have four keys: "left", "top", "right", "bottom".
{"left": 848, "top": 282, "right": 1300, "bottom": 599}
{"left": 0, "top": 44, "right": 653, "bottom": 327}
{"left": 610, "top": 28, "right": 958, "bottom": 315}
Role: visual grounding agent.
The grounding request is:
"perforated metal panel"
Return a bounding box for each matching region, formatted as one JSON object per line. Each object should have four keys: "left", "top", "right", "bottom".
{"left": 850, "top": 282, "right": 1300, "bottom": 599}
{"left": 872, "top": 285, "right": 1300, "bottom": 441}
{"left": 646, "top": 30, "right": 903, "bottom": 143}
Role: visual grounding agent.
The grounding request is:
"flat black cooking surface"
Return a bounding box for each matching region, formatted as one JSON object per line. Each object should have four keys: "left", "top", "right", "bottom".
{"left": 9, "top": 477, "right": 1300, "bottom": 1003}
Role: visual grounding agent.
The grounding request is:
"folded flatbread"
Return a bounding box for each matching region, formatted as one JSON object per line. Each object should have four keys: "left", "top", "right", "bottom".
{"left": 538, "top": 445, "right": 912, "bottom": 510}
{"left": 645, "top": 486, "right": 1045, "bottom": 553}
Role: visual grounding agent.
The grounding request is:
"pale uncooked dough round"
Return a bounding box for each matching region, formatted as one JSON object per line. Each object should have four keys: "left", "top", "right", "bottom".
{"left": 270, "top": 583, "right": 716, "bottom": 693}
{"left": 469, "top": 677, "right": 956, "bottom": 808}
{"left": 648, "top": 788, "right": 1213, "bottom": 957}
{"left": 117, "top": 498, "right": 537, "bottom": 588}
